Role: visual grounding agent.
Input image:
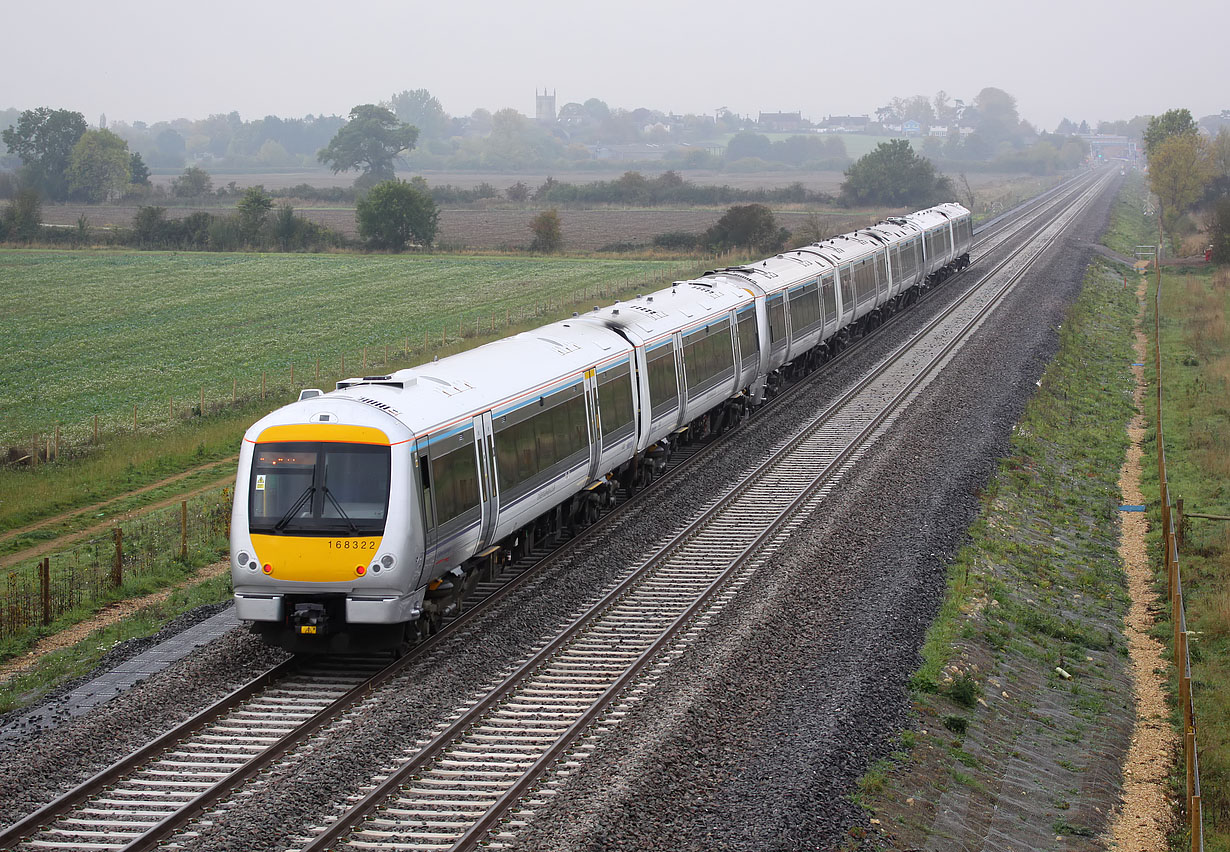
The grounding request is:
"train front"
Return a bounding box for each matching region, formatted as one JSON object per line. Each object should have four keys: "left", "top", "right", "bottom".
{"left": 229, "top": 396, "right": 422, "bottom": 653}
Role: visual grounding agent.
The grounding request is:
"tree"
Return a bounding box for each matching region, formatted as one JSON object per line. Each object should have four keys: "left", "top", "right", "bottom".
{"left": 355, "top": 179, "right": 438, "bottom": 250}
{"left": 1, "top": 188, "right": 43, "bottom": 241}
{"left": 237, "top": 185, "right": 274, "bottom": 244}
{"left": 388, "top": 89, "right": 448, "bottom": 140}
{"left": 529, "top": 209, "right": 563, "bottom": 252}
{"left": 129, "top": 151, "right": 151, "bottom": 185}
{"left": 1207, "top": 195, "right": 1230, "bottom": 264}
{"left": 172, "top": 165, "right": 213, "bottom": 198}
{"left": 506, "top": 181, "right": 530, "bottom": 202}
{"left": 1148, "top": 133, "right": 1214, "bottom": 235}
{"left": 1, "top": 107, "right": 88, "bottom": 200}
{"left": 1143, "top": 108, "right": 1198, "bottom": 157}
{"left": 726, "top": 132, "right": 773, "bottom": 162}
{"left": 67, "top": 129, "right": 131, "bottom": 202}
{"left": 318, "top": 105, "right": 418, "bottom": 188}
{"left": 840, "top": 139, "right": 953, "bottom": 207}
{"left": 970, "top": 87, "right": 1022, "bottom": 148}
{"left": 704, "top": 204, "right": 789, "bottom": 253}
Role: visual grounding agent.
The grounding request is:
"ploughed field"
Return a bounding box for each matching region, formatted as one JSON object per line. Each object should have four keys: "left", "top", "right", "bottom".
{"left": 0, "top": 252, "right": 689, "bottom": 448}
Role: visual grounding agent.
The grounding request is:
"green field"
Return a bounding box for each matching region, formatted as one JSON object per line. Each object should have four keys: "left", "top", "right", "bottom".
{"left": 0, "top": 250, "right": 693, "bottom": 448}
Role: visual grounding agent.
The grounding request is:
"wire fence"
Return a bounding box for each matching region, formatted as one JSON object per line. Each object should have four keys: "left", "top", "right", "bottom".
{"left": 1153, "top": 268, "right": 1204, "bottom": 852}
{"left": 4, "top": 252, "right": 750, "bottom": 467}
{"left": 1, "top": 489, "right": 231, "bottom": 642}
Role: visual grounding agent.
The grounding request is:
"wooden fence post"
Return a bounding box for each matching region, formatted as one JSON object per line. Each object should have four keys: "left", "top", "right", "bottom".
{"left": 180, "top": 500, "right": 188, "bottom": 560}
{"left": 93, "top": 414, "right": 98, "bottom": 444}
{"left": 133, "top": 404, "right": 138, "bottom": 429}
{"left": 40, "top": 558, "right": 50, "bottom": 626}
{"left": 1177, "top": 496, "right": 1185, "bottom": 551}
{"left": 54, "top": 425, "right": 60, "bottom": 462}
{"left": 170, "top": 396, "right": 174, "bottom": 419}
{"left": 363, "top": 346, "right": 368, "bottom": 371}
{"left": 233, "top": 377, "right": 237, "bottom": 405}
{"left": 315, "top": 357, "right": 320, "bottom": 382}
{"left": 31, "top": 432, "right": 38, "bottom": 468}
{"left": 200, "top": 386, "right": 205, "bottom": 416}
{"left": 112, "top": 527, "right": 123, "bottom": 587}
{"left": 261, "top": 371, "right": 266, "bottom": 400}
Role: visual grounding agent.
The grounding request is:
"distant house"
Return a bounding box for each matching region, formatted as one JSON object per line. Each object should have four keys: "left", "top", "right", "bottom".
{"left": 758, "top": 111, "right": 809, "bottom": 133}
{"left": 903, "top": 120, "right": 921, "bottom": 136}
{"left": 819, "top": 114, "right": 870, "bottom": 133}
{"left": 928, "top": 125, "right": 949, "bottom": 138}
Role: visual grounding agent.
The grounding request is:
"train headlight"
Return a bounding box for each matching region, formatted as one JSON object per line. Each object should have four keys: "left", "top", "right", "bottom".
{"left": 380, "top": 554, "right": 395, "bottom": 569}
{"left": 237, "top": 551, "right": 251, "bottom": 567}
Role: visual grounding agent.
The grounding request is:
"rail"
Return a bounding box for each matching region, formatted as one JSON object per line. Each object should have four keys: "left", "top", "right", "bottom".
{"left": 1153, "top": 265, "right": 1204, "bottom": 852}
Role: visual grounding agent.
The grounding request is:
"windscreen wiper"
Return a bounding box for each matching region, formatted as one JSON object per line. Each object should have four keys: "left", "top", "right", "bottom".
{"left": 323, "top": 486, "right": 360, "bottom": 533}
{"left": 274, "top": 486, "right": 315, "bottom": 531}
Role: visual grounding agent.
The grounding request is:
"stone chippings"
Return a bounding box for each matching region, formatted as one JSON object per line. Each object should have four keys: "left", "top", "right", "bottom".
{"left": 0, "top": 180, "right": 1123, "bottom": 851}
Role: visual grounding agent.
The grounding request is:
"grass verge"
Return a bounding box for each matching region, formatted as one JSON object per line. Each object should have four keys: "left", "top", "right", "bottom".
{"left": 848, "top": 258, "right": 1138, "bottom": 848}
{"left": 0, "top": 570, "right": 233, "bottom": 716}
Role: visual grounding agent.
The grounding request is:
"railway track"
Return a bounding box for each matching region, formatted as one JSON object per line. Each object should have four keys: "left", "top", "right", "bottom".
{"left": 286, "top": 169, "right": 1111, "bottom": 852}
{"left": 0, "top": 170, "right": 1106, "bottom": 852}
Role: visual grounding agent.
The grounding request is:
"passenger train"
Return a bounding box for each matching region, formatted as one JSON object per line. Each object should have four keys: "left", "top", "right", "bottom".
{"left": 230, "top": 203, "right": 974, "bottom": 652}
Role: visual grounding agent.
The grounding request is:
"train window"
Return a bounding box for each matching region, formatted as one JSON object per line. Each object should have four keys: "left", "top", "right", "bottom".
{"left": 767, "top": 294, "right": 787, "bottom": 348}
{"left": 494, "top": 385, "right": 589, "bottom": 493}
{"left": 737, "top": 308, "right": 758, "bottom": 366}
{"left": 647, "top": 344, "right": 679, "bottom": 419}
{"left": 597, "top": 363, "right": 635, "bottom": 441}
{"left": 838, "top": 267, "right": 854, "bottom": 313}
{"left": 821, "top": 274, "right": 836, "bottom": 321}
{"left": 854, "top": 259, "right": 876, "bottom": 305}
{"left": 430, "top": 434, "right": 480, "bottom": 527}
{"left": 788, "top": 280, "right": 821, "bottom": 336}
{"left": 682, "top": 320, "right": 733, "bottom": 393}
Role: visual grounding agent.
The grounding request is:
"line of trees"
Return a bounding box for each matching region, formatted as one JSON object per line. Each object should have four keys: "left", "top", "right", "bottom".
{"left": 1143, "top": 108, "right": 1230, "bottom": 260}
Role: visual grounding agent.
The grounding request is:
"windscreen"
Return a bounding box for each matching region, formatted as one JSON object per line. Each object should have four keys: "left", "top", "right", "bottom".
{"left": 249, "top": 442, "right": 390, "bottom": 535}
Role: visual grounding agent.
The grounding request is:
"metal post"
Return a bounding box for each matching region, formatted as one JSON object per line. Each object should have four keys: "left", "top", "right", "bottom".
{"left": 180, "top": 500, "right": 188, "bottom": 560}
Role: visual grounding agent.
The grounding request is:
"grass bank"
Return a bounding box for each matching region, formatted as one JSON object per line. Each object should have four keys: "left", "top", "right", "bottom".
{"left": 849, "top": 258, "right": 1138, "bottom": 848}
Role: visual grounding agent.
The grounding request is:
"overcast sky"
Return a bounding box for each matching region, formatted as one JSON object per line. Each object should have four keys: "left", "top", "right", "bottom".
{"left": 3, "top": 0, "right": 1224, "bottom": 132}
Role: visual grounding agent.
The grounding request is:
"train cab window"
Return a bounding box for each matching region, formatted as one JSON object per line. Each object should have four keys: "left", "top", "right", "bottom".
{"left": 646, "top": 343, "right": 679, "bottom": 419}
{"left": 429, "top": 432, "right": 480, "bottom": 527}
{"left": 820, "top": 274, "right": 836, "bottom": 321}
{"left": 597, "top": 363, "right": 635, "bottom": 441}
{"left": 767, "top": 293, "right": 787, "bottom": 349}
{"left": 737, "top": 307, "right": 758, "bottom": 367}
{"left": 250, "top": 442, "right": 390, "bottom": 535}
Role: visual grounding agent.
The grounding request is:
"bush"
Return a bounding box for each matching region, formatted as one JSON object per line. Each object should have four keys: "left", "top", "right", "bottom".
{"left": 653, "top": 230, "right": 700, "bottom": 250}
{"left": 529, "top": 209, "right": 563, "bottom": 253}
{"left": 1, "top": 188, "right": 42, "bottom": 242}
{"left": 1209, "top": 196, "right": 1230, "bottom": 264}
{"left": 356, "top": 179, "right": 439, "bottom": 250}
{"left": 704, "top": 204, "right": 789, "bottom": 253}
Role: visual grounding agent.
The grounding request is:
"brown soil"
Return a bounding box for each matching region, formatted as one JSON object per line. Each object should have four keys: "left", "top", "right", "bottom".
{"left": 1104, "top": 282, "right": 1178, "bottom": 848}
{"left": 0, "top": 559, "right": 229, "bottom": 684}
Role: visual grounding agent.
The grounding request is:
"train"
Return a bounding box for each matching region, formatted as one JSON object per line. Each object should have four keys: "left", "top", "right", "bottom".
{"left": 229, "top": 202, "right": 973, "bottom": 653}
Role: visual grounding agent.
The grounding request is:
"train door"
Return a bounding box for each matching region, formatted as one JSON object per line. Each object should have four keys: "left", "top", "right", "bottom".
{"left": 473, "top": 413, "right": 499, "bottom": 550}
{"left": 582, "top": 367, "right": 602, "bottom": 483}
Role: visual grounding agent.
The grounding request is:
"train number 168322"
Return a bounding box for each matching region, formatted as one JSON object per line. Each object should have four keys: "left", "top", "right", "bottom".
{"left": 327, "top": 540, "right": 375, "bottom": 550}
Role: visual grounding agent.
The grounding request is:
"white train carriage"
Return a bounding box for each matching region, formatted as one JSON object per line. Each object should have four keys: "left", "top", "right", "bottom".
{"left": 230, "top": 202, "right": 977, "bottom": 652}
{"left": 576, "top": 279, "right": 756, "bottom": 457}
